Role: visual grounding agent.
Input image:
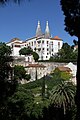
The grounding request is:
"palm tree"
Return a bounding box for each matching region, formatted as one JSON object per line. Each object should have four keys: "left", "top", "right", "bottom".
{"left": 49, "top": 80, "right": 76, "bottom": 115}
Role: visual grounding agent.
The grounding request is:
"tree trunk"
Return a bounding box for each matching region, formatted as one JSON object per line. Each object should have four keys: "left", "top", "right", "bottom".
{"left": 76, "top": 36, "right": 80, "bottom": 120}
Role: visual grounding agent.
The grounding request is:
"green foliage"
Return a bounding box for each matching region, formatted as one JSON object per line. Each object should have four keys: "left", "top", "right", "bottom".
{"left": 3, "top": 70, "right": 76, "bottom": 120}
{"left": 14, "top": 65, "right": 26, "bottom": 80}
{"left": 25, "top": 74, "right": 31, "bottom": 81}
{"left": 49, "top": 81, "right": 76, "bottom": 114}
{"left": 0, "top": 42, "right": 17, "bottom": 119}
{"left": 60, "top": 1, "right": 80, "bottom": 119}
{"left": 19, "top": 46, "right": 33, "bottom": 56}
{"left": 73, "top": 40, "right": 78, "bottom": 46}
{"left": 60, "top": 0, "right": 80, "bottom": 37}
{"left": 49, "top": 42, "right": 78, "bottom": 62}
{"left": 0, "top": 42, "right": 11, "bottom": 56}
{"left": 0, "top": 42, "right": 13, "bottom": 80}
{"left": 19, "top": 47, "right": 39, "bottom": 61}
{"left": 32, "top": 51, "right": 39, "bottom": 62}
{"left": 7, "top": 85, "right": 34, "bottom": 119}
{"left": 54, "top": 68, "right": 72, "bottom": 81}
{"left": 14, "top": 65, "right": 31, "bottom": 81}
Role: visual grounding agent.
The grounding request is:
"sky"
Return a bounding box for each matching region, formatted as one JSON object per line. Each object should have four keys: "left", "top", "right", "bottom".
{"left": 0, "top": 0, "right": 78, "bottom": 45}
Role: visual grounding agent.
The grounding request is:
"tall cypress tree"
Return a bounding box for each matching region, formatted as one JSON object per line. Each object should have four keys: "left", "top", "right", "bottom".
{"left": 60, "top": 0, "right": 80, "bottom": 119}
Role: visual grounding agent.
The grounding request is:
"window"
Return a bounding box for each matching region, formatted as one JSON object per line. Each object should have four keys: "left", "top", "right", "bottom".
{"left": 47, "top": 44, "right": 48, "bottom": 47}
{"left": 47, "top": 41, "right": 49, "bottom": 44}
{"left": 32, "top": 42, "right": 33, "bottom": 46}
{"left": 15, "top": 45, "right": 20, "bottom": 47}
{"left": 42, "top": 40, "right": 44, "bottom": 44}
{"left": 34, "top": 41, "right": 36, "bottom": 44}
{"left": 38, "top": 48, "right": 41, "bottom": 51}
{"left": 47, "top": 48, "right": 49, "bottom": 51}
{"left": 58, "top": 42, "right": 60, "bottom": 49}
{"left": 37, "top": 41, "right": 41, "bottom": 44}
{"left": 46, "top": 56, "right": 48, "bottom": 58}
{"left": 43, "top": 48, "right": 44, "bottom": 50}
{"left": 47, "top": 53, "right": 49, "bottom": 55}
{"left": 51, "top": 42, "right": 53, "bottom": 45}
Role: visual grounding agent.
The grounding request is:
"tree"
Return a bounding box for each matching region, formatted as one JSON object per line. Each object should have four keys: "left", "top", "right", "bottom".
{"left": 60, "top": 0, "right": 80, "bottom": 119}
{"left": 14, "top": 65, "right": 31, "bottom": 81}
{"left": 49, "top": 80, "right": 76, "bottom": 117}
{"left": 50, "top": 42, "right": 77, "bottom": 62}
{"left": 7, "top": 85, "right": 34, "bottom": 120}
{"left": 0, "top": 42, "right": 12, "bottom": 80}
{"left": 0, "top": 42, "right": 17, "bottom": 118}
{"left": 19, "top": 47, "right": 33, "bottom": 56}
{"left": 14, "top": 65, "right": 26, "bottom": 80}
{"left": 32, "top": 51, "right": 39, "bottom": 62}
{"left": 73, "top": 39, "right": 78, "bottom": 46}
{"left": 25, "top": 74, "right": 31, "bottom": 81}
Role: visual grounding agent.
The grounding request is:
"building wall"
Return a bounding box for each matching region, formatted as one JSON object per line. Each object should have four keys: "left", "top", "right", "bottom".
{"left": 7, "top": 37, "right": 63, "bottom": 60}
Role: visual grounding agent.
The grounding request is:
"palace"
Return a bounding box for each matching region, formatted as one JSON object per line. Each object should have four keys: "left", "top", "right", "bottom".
{"left": 7, "top": 21, "right": 63, "bottom": 60}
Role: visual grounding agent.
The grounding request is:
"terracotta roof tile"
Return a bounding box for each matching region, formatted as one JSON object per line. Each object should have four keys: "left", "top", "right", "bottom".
{"left": 26, "top": 64, "right": 46, "bottom": 68}
{"left": 50, "top": 36, "right": 62, "bottom": 41}
{"left": 57, "top": 66, "right": 72, "bottom": 72}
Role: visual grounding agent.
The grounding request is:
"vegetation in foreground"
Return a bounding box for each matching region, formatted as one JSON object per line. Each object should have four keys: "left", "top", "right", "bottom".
{"left": 0, "top": 42, "right": 76, "bottom": 120}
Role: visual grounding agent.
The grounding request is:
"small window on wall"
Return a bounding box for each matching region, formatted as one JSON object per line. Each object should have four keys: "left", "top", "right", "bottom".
{"left": 15, "top": 45, "right": 20, "bottom": 47}
{"left": 52, "top": 42, "right": 53, "bottom": 45}
{"left": 38, "top": 41, "right": 41, "bottom": 44}
{"left": 52, "top": 49, "right": 53, "bottom": 51}
{"left": 42, "top": 40, "right": 44, "bottom": 44}
{"left": 58, "top": 42, "right": 60, "bottom": 49}
{"left": 43, "top": 48, "right": 44, "bottom": 50}
{"left": 47, "top": 48, "right": 49, "bottom": 51}
{"left": 32, "top": 42, "right": 33, "bottom": 46}
{"left": 47, "top": 41, "right": 49, "bottom": 44}
{"left": 34, "top": 41, "right": 36, "bottom": 44}
{"left": 46, "top": 56, "right": 48, "bottom": 58}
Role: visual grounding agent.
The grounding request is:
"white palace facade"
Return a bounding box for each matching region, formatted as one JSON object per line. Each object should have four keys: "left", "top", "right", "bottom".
{"left": 7, "top": 21, "right": 63, "bottom": 60}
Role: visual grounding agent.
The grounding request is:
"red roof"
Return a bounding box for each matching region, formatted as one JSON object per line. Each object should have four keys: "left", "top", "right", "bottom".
{"left": 57, "top": 66, "right": 72, "bottom": 72}
{"left": 26, "top": 64, "right": 46, "bottom": 68}
{"left": 50, "top": 36, "right": 62, "bottom": 40}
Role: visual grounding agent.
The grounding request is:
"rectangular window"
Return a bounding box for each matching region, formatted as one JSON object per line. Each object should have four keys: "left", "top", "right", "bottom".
{"left": 42, "top": 40, "right": 44, "bottom": 44}
{"left": 15, "top": 45, "right": 20, "bottom": 47}
{"left": 47, "top": 48, "right": 49, "bottom": 51}
{"left": 52, "top": 49, "right": 53, "bottom": 52}
{"left": 43, "top": 48, "right": 44, "bottom": 50}
{"left": 37, "top": 41, "right": 41, "bottom": 44}
{"left": 34, "top": 41, "right": 36, "bottom": 44}
{"left": 47, "top": 41, "right": 49, "bottom": 44}
{"left": 58, "top": 42, "right": 60, "bottom": 49}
